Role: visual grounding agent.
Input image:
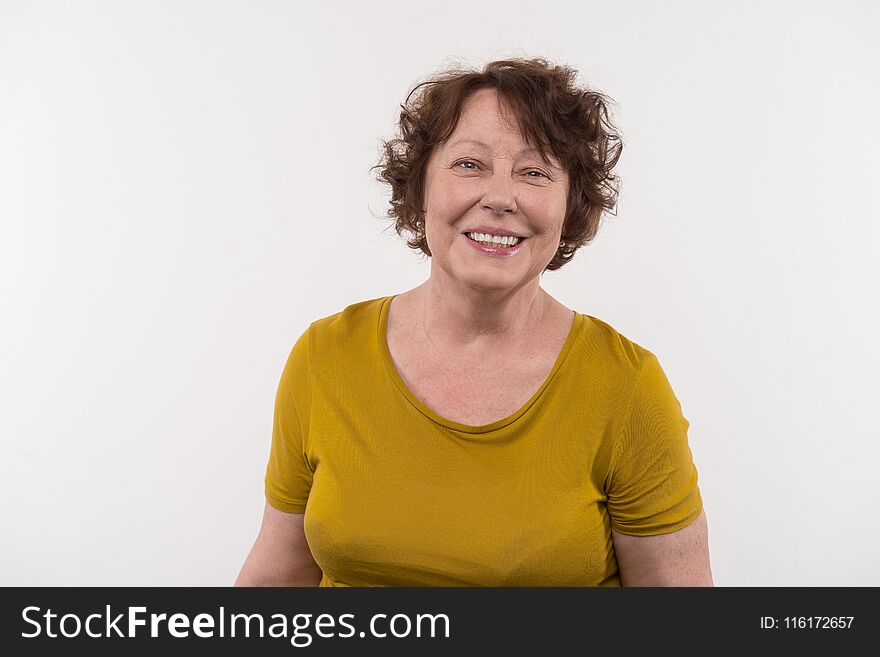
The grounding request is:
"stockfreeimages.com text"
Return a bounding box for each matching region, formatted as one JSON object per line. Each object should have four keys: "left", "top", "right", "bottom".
{"left": 21, "top": 605, "right": 451, "bottom": 646}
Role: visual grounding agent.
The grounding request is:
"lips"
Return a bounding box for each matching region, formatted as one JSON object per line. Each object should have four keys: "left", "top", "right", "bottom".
{"left": 462, "top": 226, "right": 527, "bottom": 239}
{"left": 462, "top": 232, "right": 527, "bottom": 255}
{"left": 464, "top": 233, "right": 524, "bottom": 247}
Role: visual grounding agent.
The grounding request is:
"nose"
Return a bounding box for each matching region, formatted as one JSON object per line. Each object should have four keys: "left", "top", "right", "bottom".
{"left": 480, "top": 167, "right": 518, "bottom": 215}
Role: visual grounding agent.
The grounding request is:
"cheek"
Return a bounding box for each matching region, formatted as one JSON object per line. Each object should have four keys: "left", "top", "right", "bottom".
{"left": 529, "top": 218, "right": 566, "bottom": 248}
{"left": 436, "top": 184, "right": 476, "bottom": 211}
{"left": 426, "top": 195, "right": 475, "bottom": 236}
{"left": 523, "top": 195, "right": 566, "bottom": 232}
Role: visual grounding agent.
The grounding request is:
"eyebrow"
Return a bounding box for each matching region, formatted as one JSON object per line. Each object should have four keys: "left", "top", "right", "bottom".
{"left": 447, "top": 138, "right": 561, "bottom": 169}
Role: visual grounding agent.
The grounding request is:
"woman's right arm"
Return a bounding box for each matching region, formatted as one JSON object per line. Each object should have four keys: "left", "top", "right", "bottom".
{"left": 234, "top": 501, "right": 323, "bottom": 586}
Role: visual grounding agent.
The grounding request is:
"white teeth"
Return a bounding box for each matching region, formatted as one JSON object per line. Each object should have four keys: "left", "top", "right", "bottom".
{"left": 466, "top": 232, "right": 521, "bottom": 247}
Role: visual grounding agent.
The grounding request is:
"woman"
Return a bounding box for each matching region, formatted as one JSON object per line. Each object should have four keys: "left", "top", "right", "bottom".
{"left": 235, "top": 57, "right": 713, "bottom": 587}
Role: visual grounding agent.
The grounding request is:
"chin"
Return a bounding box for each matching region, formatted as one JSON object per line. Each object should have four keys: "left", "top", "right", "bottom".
{"left": 461, "top": 271, "right": 525, "bottom": 290}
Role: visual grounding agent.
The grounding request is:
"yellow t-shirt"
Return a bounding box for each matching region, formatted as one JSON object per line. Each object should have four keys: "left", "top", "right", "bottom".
{"left": 264, "top": 295, "right": 703, "bottom": 587}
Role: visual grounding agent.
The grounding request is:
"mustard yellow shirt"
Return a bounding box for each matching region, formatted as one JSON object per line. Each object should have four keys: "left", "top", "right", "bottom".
{"left": 264, "top": 295, "right": 703, "bottom": 586}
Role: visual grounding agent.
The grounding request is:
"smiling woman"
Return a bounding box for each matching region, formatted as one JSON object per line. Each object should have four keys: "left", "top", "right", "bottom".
{"left": 376, "top": 57, "right": 622, "bottom": 273}
{"left": 417, "top": 87, "right": 571, "bottom": 296}
{"left": 234, "top": 57, "right": 712, "bottom": 588}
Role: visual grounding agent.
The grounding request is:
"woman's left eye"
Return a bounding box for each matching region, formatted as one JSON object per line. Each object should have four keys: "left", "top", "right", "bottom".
{"left": 455, "top": 160, "right": 548, "bottom": 179}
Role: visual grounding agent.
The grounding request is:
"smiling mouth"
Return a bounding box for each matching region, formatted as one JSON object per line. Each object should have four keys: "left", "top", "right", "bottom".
{"left": 462, "top": 234, "right": 529, "bottom": 255}
{"left": 463, "top": 232, "right": 526, "bottom": 248}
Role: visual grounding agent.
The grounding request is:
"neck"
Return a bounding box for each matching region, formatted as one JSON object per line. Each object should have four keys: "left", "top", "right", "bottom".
{"left": 410, "top": 273, "right": 551, "bottom": 350}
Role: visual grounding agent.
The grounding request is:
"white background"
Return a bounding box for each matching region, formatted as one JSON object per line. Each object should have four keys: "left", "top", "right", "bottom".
{"left": 1, "top": 0, "right": 878, "bottom": 586}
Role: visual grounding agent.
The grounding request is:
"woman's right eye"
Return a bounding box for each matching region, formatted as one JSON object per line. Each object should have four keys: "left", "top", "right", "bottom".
{"left": 454, "top": 160, "right": 478, "bottom": 170}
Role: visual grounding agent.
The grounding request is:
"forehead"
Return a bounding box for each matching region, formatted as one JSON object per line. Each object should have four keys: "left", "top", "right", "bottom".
{"left": 452, "top": 88, "right": 520, "bottom": 137}
{"left": 444, "top": 88, "right": 561, "bottom": 168}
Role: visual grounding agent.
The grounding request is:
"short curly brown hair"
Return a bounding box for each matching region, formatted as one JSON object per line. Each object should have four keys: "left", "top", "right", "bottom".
{"left": 371, "top": 56, "right": 624, "bottom": 271}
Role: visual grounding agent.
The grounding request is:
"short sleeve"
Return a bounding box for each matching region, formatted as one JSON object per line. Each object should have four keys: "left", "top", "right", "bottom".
{"left": 264, "top": 325, "right": 314, "bottom": 513}
{"left": 605, "top": 352, "right": 703, "bottom": 536}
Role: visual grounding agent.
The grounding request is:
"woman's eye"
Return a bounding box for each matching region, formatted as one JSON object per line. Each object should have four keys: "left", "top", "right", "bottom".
{"left": 454, "top": 161, "right": 548, "bottom": 179}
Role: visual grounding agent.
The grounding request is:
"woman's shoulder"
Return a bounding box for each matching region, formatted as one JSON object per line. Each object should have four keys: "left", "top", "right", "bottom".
{"left": 577, "top": 312, "right": 656, "bottom": 376}
{"left": 304, "top": 295, "right": 390, "bottom": 352}
{"left": 310, "top": 295, "right": 387, "bottom": 328}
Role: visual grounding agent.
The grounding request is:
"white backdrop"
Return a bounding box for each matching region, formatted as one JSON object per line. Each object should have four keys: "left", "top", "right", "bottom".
{"left": 1, "top": 0, "right": 878, "bottom": 586}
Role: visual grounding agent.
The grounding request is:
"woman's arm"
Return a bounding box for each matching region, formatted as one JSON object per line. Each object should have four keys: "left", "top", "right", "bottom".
{"left": 610, "top": 509, "right": 714, "bottom": 586}
{"left": 234, "top": 501, "right": 323, "bottom": 586}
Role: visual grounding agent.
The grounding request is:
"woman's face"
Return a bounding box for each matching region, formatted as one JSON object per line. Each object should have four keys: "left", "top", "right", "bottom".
{"left": 422, "top": 87, "right": 569, "bottom": 294}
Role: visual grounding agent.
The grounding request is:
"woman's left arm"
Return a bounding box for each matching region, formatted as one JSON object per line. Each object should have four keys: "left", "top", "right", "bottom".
{"left": 611, "top": 509, "right": 714, "bottom": 586}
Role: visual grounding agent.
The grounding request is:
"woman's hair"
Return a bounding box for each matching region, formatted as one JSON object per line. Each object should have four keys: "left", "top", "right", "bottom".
{"left": 372, "top": 56, "right": 624, "bottom": 271}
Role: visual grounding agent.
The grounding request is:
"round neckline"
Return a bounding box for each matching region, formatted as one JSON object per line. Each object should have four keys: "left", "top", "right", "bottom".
{"left": 378, "top": 294, "right": 583, "bottom": 434}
